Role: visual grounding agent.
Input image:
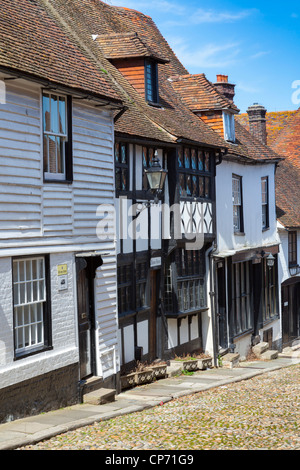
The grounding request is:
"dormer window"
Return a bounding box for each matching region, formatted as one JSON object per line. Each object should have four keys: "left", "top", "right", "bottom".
{"left": 223, "top": 111, "right": 235, "bottom": 143}
{"left": 145, "top": 59, "right": 159, "bottom": 104}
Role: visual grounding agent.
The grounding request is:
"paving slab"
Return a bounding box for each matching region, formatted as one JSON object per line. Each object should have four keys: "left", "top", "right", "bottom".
{"left": 0, "top": 356, "right": 299, "bottom": 450}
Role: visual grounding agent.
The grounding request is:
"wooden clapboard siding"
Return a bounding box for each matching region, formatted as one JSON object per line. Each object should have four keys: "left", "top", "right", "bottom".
{"left": 112, "top": 58, "right": 145, "bottom": 97}
{"left": 0, "top": 81, "right": 116, "bottom": 245}
{"left": 72, "top": 103, "right": 114, "bottom": 238}
{"left": 0, "top": 82, "right": 42, "bottom": 238}
{"left": 198, "top": 111, "right": 224, "bottom": 137}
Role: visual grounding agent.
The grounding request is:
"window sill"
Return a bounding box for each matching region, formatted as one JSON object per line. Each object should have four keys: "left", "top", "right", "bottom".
{"left": 165, "top": 308, "right": 208, "bottom": 319}
{"left": 262, "top": 227, "right": 270, "bottom": 232}
{"left": 14, "top": 345, "right": 53, "bottom": 361}
{"left": 44, "top": 178, "right": 73, "bottom": 185}
{"left": 234, "top": 231, "right": 245, "bottom": 236}
{"left": 147, "top": 101, "right": 162, "bottom": 108}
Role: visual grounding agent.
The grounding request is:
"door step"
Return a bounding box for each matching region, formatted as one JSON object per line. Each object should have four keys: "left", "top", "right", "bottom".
{"left": 251, "top": 342, "right": 279, "bottom": 360}
{"left": 83, "top": 388, "right": 116, "bottom": 405}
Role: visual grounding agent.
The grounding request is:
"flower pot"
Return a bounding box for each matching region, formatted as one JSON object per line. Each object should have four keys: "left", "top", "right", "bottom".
{"left": 134, "top": 369, "right": 154, "bottom": 385}
{"left": 169, "top": 359, "right": 198, "bottom": 371}
{"left": 151, "top": 364, "right": 167, "bottom": 379}
{"left": 197, "top": 357, "right": 212, "bottom": 370}
{"left": 120, "top": 372, "right": 136, "bottom": 390}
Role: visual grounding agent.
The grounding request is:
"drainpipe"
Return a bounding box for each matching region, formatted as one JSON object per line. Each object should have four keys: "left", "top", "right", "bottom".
{"left": 207, "top": 242, "right": 218, "bottom": 367}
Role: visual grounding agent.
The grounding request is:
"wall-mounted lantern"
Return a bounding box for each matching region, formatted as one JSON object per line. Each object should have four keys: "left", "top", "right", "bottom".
{"left": 144, "top": 150, "right": 167, "bottom": 205}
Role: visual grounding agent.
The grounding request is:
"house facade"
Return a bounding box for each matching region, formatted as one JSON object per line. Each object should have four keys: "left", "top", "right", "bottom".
{"left": 237, "top": 106, "right": 300, "bottom": 349}
{"left": 170, "top": 74, "right": 283, "bottom": 359}
{"left": 0, "top": 0, "right": 124, "bottom": 423}
{"left": 44, "top": 0, "right": 230, "bottom": 372}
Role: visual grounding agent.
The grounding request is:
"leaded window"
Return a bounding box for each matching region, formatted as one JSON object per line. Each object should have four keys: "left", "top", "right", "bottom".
{"left": 231, "top": 261, "right": 252, "bottom": 336}
{"left": 178, "top": 147, "right": 212, "bottom": 200}
{"left": 115, "top": 142, "right": 129, "bottom": 192}
{"left": 262, "top": 259, "right": 277, "bottom": 322}
{"left": 288, "top": 231, "right": 297, "bottom": 267}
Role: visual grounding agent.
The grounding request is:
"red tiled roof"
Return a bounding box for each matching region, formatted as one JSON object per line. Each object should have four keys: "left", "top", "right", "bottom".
{"left": 271, "top": 108, "right": 300, "bottom": 171}
{"left": 96, "top": 32, "right": 169, "bottom": 63}
{"left": 236, "top": 111, "right": 297, "bottom": 146}
{"left": 169, "top": 73, "right": 239, "bottom": 113}
{"left": 275, "top": 158, "right": 300, "bottom": 228}
{"left": 40, "top": 0, "right": 226, "bottom": 149}
{"left": 0, "top": 0, "right": 121, "bottom": 103}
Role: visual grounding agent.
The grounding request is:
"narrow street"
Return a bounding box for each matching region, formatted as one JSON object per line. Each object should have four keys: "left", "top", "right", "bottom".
{"left": 20, "top": 363, "right": 300, "bottom": 451}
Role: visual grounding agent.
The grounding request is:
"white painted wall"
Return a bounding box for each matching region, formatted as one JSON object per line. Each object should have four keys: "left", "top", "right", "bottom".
{"left": 0, "top": 77, "right": 119, "bottom": 384}
{"left": 216, "top": 160, "right": 279, "bottom": 253}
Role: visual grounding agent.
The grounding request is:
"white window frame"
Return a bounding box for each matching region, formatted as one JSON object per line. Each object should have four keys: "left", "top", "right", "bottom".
{"left": 223, "top": 111, "right": 235, "bottom": 143}
{"left": 232, "top": 175, "right": 243, "bottom": 233}
{"left": 42, "top": 91, "right": 68, "bottom": 181}
{"left": 13, "top": 257, "right": 47, "bottom": 356}
{"left": 261, "top": 176, "right": 269, "bottom": 229}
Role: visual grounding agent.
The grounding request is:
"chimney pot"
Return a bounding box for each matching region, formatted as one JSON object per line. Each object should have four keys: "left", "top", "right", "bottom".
{"left": 247, "top": 103, "right": 267, "bottom": 145}
{"left": 214, "top": 75, "right": 235, "bottom": 103}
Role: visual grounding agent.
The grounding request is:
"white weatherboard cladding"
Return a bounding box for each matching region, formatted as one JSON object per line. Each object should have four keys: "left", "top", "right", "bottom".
{"left": 0, "top": 253, "right": 78, "bottom": 388}
{"left": 215, "top": 160, "right": 279, "bottom": 253}
{"left": 0, "top": 81, "right": 115, "bottom": 246}
{"left": 0, "top": 80, "right": 119, "bottom": 382}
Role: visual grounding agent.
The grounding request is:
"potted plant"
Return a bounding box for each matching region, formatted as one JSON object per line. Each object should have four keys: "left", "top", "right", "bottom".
{"left": 169, "top": 355, "right": 199, "bottom": 372}
{"left": 134, "top": 362, "right": 154, "bottom": 385}
{"left": 149, "top": 361, "right": 167, "bottom": 379}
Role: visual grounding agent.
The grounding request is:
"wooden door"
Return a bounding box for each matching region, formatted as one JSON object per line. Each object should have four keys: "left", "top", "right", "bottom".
{"left": 282, "top": 283, "right": 300, "bottom": 347}
{"left": 149, "top": 270, "right": 158, "bottom": 361}
{"left": 77, "top": 262, "right": 93, "bottom": 379}
{"left": 216, "top": 262, "right": 227, "bottom": 349}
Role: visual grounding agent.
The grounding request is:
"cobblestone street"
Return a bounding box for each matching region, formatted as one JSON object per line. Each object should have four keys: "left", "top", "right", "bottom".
{"left": 20, "top": 363, "right": 300, "bottom": 451}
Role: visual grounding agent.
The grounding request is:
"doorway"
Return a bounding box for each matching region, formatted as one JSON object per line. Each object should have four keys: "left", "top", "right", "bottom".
{"left": 282, "top": 281, "right": 300, "bottom": 347}
{"left": 76, "top": 255, "right": 103, "bottom": 380}
{"left": 149, "top": 269, "right": 159, "bottom": 361}
{"left": 216, "top": 260, "right": 228, "bottom": 350}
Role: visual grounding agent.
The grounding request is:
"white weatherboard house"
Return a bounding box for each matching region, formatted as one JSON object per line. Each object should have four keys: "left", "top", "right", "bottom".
{"left": 0, "top": 0, "right": 124, "bottom": 423}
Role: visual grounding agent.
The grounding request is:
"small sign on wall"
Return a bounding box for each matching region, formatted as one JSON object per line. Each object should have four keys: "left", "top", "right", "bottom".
{"left": 57, "top": 264, "right": 68, "bottom": 291}
{"left": 57, "top": 264, "right": 68, "bottom": 276}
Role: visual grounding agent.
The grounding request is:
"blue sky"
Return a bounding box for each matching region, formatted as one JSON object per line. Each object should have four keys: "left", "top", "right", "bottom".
{"left": 105, "top": 0, "right": 300, "bottom": 113}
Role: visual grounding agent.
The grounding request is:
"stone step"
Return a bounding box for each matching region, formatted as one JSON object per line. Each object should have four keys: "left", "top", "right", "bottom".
{"left": 83, "top": 388, "right": 116, "bottom": 405}
{"left": 221, "top": 353, "right": 240, "bottom": 369}
{"left": 260, "top": 350, "right": 278, "bottom": 360}
{"left": 252, "top": 342, "right": 269, "bottom": 357}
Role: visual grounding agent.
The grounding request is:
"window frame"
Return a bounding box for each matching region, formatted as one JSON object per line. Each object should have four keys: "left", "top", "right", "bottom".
{"left": 12, "top": 255, "right": 52, "bottom": 359}
{"left": 145, "top": 59, "right": 159, "bottom": 104}
{"left": 115, "top": 141, "right": 129, "bottom": 195}
{"left": 164, "top": 248, "right": 207, "bottom": 316}
{"left": 42, "top": 91, "right": 73, "bottom": 183}
{"left": 262, "top": 257, "right": 278, "bottom": 323}
{"left": 231, "top": 261, "right": 253, "bottom": 337}
{"left": 117, "top": 255, "right": 150, "bottom": 318}
{"left": 232, "top": 174, "right": 244, "bottom": 234}
{"left": 261, "top": 176, "right": 269, "bottom": 230}
{"left": 177, "top": 146, "right": 213, "bottom": 201}
{"left": 223, "top": 111, "right": 236, "bottom": 143}
{"left": 288, "top": 231, "right": 298, "bottom": 267}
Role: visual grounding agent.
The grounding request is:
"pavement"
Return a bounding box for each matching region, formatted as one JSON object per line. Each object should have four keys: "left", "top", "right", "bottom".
{"left": 0, "top": 353, "right": 299, "bottom": 450}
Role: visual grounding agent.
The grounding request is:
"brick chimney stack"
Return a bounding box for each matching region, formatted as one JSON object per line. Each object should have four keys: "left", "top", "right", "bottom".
{"left": 214, "top": 75, "right": 235, "bottom": 103}
{"left": 246, "top": 103, "right": 267, "bottom": 145}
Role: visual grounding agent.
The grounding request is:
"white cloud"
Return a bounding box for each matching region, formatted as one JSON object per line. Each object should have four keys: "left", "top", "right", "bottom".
{"left": 191, "top": 8, "right": 258, "bottom": 24}
{"left": 250, "top": 51, "right": 271, "bottom": 60}
{"left": 106, "top": 0, "right": 186, "bottom": 15}
{"left": 171, "top": 40, "right": 241, "bottom": 69}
